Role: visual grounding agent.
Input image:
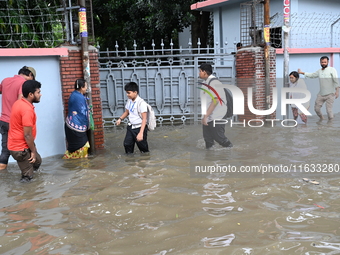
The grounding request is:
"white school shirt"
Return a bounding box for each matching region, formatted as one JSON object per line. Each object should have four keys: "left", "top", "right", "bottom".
{"left": 125, "top": 96, "right": 147, "bottom": 125}
{"left": 200, "top": 75, "right": 228, "bottom": 122}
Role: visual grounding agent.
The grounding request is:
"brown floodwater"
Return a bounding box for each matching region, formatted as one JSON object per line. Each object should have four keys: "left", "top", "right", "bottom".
{"left": 1, "top": 115, "right": 340, "bottom": 255}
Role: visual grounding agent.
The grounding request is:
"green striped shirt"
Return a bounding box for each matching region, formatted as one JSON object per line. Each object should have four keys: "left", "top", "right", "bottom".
{"left": 305, "top": 67, "right": 339, "bottom": 96}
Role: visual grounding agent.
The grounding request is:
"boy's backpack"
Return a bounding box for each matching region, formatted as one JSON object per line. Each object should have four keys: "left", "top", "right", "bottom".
{"left": 208, "top": 78, "right": 233, "bottom": 119}
{"left": 136, "top": 99, "right": 157, "bottom": 131}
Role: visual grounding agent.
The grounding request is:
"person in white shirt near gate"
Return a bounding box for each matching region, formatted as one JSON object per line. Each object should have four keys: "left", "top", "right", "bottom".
{"left": 116, "top": 82, "right": 149, "bottom": 154}
{"left": 298, "top": 56, "right": 339, "bottom": 121}
{"left": 199, "top": 63, "right": 233, "bottom": 149}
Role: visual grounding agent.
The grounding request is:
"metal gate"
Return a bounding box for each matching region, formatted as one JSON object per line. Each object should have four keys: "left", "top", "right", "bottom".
{"left": 98, "top": 43, "right": 235, "bottom": 127}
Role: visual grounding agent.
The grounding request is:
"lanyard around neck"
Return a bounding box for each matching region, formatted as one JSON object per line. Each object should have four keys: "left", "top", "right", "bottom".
{"left": 129, "top": 101, "right": 136, "bottom": 112}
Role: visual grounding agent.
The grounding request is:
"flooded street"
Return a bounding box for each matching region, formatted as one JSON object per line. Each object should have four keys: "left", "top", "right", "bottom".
{"left": 1, "top": 116, "right": 340, "bottom": 255}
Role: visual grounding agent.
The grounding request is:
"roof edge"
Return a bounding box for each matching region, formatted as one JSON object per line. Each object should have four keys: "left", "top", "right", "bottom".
{"left": 191, "top": 0, "right": 230, "bottom": 10}
{"left": 0, "top": 48, "right": 69, "bottom": 57}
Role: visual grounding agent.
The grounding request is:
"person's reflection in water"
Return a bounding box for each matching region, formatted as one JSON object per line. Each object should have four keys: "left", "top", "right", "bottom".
{"left": 125, "top": 153, "right": 151, "bottom": 168}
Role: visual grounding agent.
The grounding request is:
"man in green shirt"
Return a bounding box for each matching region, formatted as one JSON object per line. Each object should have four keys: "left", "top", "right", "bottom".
{"left": 298, "top": 56, "right": 339, "bottom": 121}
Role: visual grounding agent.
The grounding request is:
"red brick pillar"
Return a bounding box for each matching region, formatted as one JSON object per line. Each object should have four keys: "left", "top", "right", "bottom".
{"left": 235, "top": 47, "right": 276, "bottom": 122}
{"left": 59, "top": 46, "right": 104, "bottom": 150}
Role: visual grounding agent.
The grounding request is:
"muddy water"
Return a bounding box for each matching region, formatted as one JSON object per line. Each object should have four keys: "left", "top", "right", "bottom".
{"left": 1, "top": 116, "right": 340, "bottom": 255}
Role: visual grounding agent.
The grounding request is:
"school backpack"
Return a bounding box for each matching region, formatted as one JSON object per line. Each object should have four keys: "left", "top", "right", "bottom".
{"left": 207, "top": 78, "right": 233, "bottom": 119}
{"left": 136, "top": 99, "right": 157, "bottom": 131}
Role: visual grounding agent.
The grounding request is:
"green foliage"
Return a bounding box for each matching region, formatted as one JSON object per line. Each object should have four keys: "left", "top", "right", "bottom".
{"left": 0, "top": 0, "right": 206, "bottom": 49}
{"left": 0, "top": 0, "right": 63, "bottom": 48}
{"left": 93, "top": 0, "right": 197, "bottom": 50}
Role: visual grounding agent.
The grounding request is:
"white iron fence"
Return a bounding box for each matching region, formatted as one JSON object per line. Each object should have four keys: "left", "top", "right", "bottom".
{"left": 98, "top": 41, "right": 236, "bottom": 127}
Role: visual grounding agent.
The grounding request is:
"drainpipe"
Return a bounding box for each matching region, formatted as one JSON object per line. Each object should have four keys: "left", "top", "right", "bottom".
{"left": 264, "top": 0, "right": 270, "bottom": 116}
{"left": 79, "top": 0, "right": 96, "bottom": 154}
{"left": 283, "top": 0, "right": 290, "bottom": 119}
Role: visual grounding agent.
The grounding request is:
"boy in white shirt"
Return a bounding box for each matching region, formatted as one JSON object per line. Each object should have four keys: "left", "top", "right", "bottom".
{"left": 199, "top": 63, "right": 233, "bottom": 149}
{"left": 116, "top": 82, "right": 149, "bottom": 154}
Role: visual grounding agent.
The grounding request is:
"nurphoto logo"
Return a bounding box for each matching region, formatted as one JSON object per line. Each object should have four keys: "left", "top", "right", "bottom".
{"left": 199, "top": 84, "right": 311, "bottom": 127}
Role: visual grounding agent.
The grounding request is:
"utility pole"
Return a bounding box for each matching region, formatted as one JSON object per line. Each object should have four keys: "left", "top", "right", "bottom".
{"left": 283, "top": 0, "right": 291, "bottom": 118}
{"left": 79, "top": 0, "right": 96, "bottom": 154}
{"left": 264, "top": 0, "right": 270, "bottom": 113}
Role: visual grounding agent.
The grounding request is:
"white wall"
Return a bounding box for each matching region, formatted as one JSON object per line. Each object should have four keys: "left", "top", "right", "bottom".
{"left": 0, "top": 56, "right": 66, "bottom": 162}
{"left": 289, "top": 0, "right": 340, "bottom": 48}
{"left": 213, "top": 2, "right": 241, "bottom": 53}
{"left": 298, "top": 0, "right": 340, "bottom": 12}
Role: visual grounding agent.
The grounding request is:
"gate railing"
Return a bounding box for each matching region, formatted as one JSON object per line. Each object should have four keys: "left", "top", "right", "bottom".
{"left": 98, "top": 41, "right": 235, "bottom": 128}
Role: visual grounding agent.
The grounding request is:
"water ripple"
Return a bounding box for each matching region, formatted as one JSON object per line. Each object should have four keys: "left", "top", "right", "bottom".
{"left": 138, "top": 221, "right": 164, "bottom": 230}
{"left": 202, "top": 206, "right": 243, "bottom": 217}
{"left": 286, "top": 211, "right": 321, "bottom": 223}
{"left": 126, "top": 184, "right": 159, "bottom": 199}
{"left": 201, "top": 233, "right": 235, "bottom": 248}
{"left": 202, "top": 191, "right": 236, "bottom": 204}
{"left": 312, "top": 242, "right": 340, "bottom": 253}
